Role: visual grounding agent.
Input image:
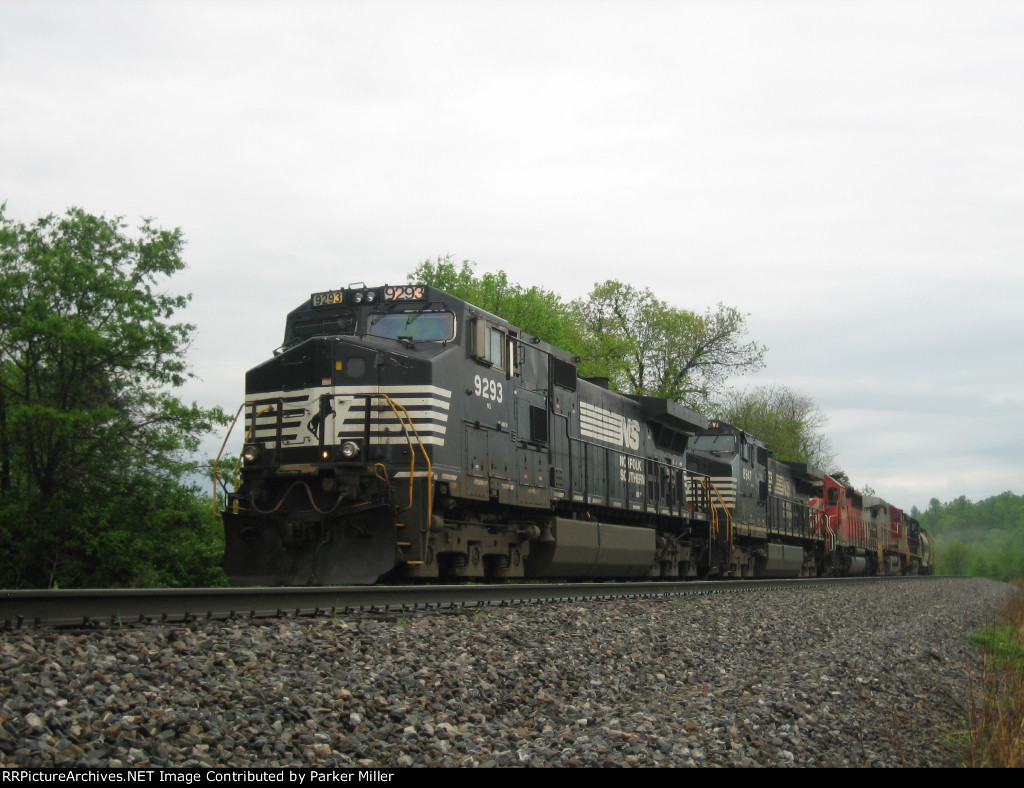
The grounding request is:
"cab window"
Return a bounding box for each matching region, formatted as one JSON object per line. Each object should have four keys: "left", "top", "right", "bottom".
{"left": 472, "top": 318, "right": 507, "bottom": 372}
{"left": 286, "top": 312, "right": 358, "bottom": 345}
{"left": 485, "top": 326, "right": 504, "bottom": 367}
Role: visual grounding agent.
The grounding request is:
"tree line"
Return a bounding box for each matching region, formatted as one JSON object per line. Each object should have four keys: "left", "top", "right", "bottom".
{"left": 913, "top": 492, "right": 1024, "bottom": 581}
{"left": 412, "top": 255, "right": 837, "bottom": 470}
{"left": 0, "top": 205, "right": 226, "bottom": 588}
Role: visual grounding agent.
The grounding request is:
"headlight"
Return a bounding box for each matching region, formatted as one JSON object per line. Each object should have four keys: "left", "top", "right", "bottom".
{"left": 364, "top": 289, "right": 377, "bottom": 303}
{"left": 340, "top": 440, "right": 360, "bottom": 459}
{"left": 352, "top": 291, "right": 365, "bottom": 304}
{"left": 242, "top": 444, "right": 262, "bottom": 464}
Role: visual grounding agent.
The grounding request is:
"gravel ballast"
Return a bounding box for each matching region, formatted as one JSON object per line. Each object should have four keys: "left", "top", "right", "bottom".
{"left": 0, "top": 577, "right": 1013, "bottom": 768}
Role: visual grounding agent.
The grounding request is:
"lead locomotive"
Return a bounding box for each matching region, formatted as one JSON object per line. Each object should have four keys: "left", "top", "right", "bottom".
{"left": 218, "top": 284, "right": 933, "bottom": 585}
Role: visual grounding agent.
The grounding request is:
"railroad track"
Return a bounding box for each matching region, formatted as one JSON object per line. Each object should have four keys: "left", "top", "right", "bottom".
{"left": 1, "top": 575, "right": 939, "bottom": 629}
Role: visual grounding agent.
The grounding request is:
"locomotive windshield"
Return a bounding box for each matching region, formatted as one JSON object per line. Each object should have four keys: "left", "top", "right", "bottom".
{"left": 286, "top": 312, "right": 358, "bottom": 345}
{"left": 368, "top": 310, "right": 455, "bottom": 342}
{"left": 690, "top": 434, "right": 737, "bottom": 453}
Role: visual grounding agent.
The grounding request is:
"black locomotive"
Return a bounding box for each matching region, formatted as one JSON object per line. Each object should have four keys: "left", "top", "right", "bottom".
{"left": 218, "top": 284, "right": 933, "bottom": 585}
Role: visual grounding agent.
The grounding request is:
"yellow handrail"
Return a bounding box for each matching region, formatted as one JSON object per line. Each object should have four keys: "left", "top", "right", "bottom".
{"left": 375, "top": 393, "right": 434, "bottom": 529}
{"left": 700, "top": 477, "right": 734, "bottom": 545}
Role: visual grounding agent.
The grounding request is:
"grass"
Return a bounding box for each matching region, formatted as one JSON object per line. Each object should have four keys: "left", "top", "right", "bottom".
{"left": 963, "top": 579, "right": 1024, "bottom": 768}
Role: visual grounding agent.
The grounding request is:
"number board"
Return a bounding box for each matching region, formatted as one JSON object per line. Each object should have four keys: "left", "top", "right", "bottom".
{"left": 311, "top": 286, "right": 427, "bottom": 307}
{"left": 311, "top": 290, "right": 344, "bottom": 307}
{"left": 384, "top": 285, "right": 426, "bottom": 301}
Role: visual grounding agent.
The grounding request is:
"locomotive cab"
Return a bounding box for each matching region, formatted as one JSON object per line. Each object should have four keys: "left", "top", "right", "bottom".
{"left": 222, "top": 285, "right": 466, "bottom": 585}
{"left": 812, "top": 476, "right": 875, "bottom": 576}
{"left": 688, "top": 421, "right": 821, "bottom": 577}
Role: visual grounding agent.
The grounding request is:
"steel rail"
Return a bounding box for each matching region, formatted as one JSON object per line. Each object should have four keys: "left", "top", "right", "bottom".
{"left": 0, "top": 575, "right": 944, "bottom": 629}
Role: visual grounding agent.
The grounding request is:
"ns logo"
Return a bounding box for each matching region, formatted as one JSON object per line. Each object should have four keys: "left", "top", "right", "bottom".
{"left": 580, "top": 402, "right": 641, "bottom": 451}
{"left": 623, "top": 418, "right": 640, "bottom": 450}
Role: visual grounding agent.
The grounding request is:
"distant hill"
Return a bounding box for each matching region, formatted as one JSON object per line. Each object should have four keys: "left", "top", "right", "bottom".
{"left": 913, "top": 492, "right": 1024, "bottom": 580}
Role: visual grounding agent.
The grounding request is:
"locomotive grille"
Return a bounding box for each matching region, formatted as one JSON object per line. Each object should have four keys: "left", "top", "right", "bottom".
{"left": 335, "top": 386, "right": 451, "bottom": 446}
{"left": 707, "top": 476, "right": 737, "bottom": 507}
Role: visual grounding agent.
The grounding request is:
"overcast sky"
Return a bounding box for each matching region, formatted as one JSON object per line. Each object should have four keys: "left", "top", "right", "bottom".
{"left": 2, "top": 0, "right": 1021, "bottom": 513}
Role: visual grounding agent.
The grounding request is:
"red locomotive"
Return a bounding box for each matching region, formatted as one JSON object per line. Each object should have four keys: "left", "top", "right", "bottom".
{"left": 811, "top": 474, "right": 934, "bottom": 576}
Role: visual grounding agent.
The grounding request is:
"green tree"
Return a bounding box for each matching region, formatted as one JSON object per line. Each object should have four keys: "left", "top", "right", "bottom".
{"left": 919, "top": 492, "right": 1024, "bottom": 581}
{"left": 411, "top": 262, "right": 768, "bottom": 411}
{"left": 713, "top": 384, "right": 836, "bottom": 469}
{"left": 572, "top": 280, "right": 766, "bottom": 410}
{"left": 940, "top": 540, "right": 973, "bottom": 576}
{"left": 0, "top": 204, "right": 226, "bottom": 588}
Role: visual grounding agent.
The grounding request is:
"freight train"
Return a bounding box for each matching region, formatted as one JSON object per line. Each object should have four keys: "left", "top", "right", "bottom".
{"left": 216, "top": 283, "right": 934, "bottom": 585}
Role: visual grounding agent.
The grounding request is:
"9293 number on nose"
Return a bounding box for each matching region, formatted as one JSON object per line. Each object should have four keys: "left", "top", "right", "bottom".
{"left": 473, "top": 374, "right": 503, "bottom": 403}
